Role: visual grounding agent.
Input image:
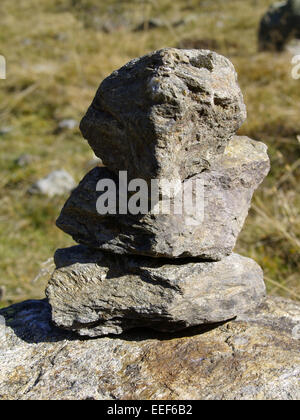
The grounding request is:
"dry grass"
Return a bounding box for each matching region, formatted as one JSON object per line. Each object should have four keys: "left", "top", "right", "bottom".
{"left": 0, "top": 0, "right": 299, "bottom": 307}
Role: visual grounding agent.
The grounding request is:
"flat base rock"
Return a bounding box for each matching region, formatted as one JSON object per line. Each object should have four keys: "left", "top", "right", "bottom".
{"left": 0, "top": 297, "right": 299, "bottom": 400}
{"left": 46, "top": 246, "right": 266, "bottom": 337}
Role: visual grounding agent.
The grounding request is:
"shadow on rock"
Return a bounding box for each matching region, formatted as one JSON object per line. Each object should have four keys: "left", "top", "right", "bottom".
{"left": 0, "top": 298, "right": 230, "bottom": 345}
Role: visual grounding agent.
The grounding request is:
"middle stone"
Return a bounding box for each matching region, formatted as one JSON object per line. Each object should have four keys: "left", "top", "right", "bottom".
{"left": 56, "top": 136, "right": 269, "bottom": 260}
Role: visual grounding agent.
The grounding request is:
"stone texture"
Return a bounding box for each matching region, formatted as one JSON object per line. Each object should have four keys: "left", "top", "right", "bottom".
{"left": 259, "top": 0, "right": 300, "bottom": 51}
{"left": 80, "top": 48, "right": 246, "bottom": 184}
{"left": 56, "top": 136, "right": 270, "bottom": 260}
{"left": 0, "top": 296, "right": 299, "bottom": 400}
{"left": 45, "top": 246, "right": 266, "bottom": 337}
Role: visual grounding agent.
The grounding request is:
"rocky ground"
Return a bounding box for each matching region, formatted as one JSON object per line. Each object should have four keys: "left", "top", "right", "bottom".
{"left": 0, "top": 0, "right": 299, "bottom": 307}
{"left": 0, "top": 296, "right": 299, "bottom": 400}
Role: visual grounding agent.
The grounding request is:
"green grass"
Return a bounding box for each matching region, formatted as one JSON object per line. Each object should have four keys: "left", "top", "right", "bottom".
{"left": 0, "top": 0, "right": 299, "bottom": 307}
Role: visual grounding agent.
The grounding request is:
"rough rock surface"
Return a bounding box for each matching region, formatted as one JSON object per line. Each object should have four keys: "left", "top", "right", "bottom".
{"left": 0, "top": 296, "right": 299, "bottom": 400}
{"left": 29, "top": 170, "right": 76, "bottom": 198}
{"left": 45, "top": 246, "right": 266, "bottom": 337}
{"left": 56, "top": 136, "right": 270, "bottom": 260}
{"left": 80, "top": 48, "right": 246, "bottom": 183}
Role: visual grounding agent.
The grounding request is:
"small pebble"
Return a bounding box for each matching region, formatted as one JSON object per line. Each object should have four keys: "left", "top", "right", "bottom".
{"left": 28, "top": 170, "right": 76, "bottom": 198}
{"left": 58, "top": 119, "right": 78, "bottom": 131}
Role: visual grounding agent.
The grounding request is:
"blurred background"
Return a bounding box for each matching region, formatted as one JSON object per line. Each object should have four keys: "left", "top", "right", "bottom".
{"left": 0, "top": 0, "right": 299, "bottom": 307}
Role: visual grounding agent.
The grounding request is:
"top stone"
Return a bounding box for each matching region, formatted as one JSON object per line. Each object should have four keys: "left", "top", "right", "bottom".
{"left": 80, "top": 48, "right": 247, "bottom": 183}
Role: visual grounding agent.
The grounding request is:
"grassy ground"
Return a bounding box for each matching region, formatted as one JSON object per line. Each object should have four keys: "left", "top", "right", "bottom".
{"left": 0, "top": 0, "right": 299, "bottom": 307}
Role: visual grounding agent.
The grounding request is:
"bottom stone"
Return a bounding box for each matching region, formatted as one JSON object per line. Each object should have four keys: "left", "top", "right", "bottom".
{"left": 0, "top": 297, "right": 299, "bottom": 400}
{"left": 46, "top": 246, "right": 266, "bottom": 337}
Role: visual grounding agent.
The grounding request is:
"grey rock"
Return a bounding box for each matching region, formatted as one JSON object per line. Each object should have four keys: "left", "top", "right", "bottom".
{"left": 258, "top": 0, "right": 300, "bottom": 51}
{"left": 29, "top": 170, "right": 76, "bottom": 198}
{"left": 134, "top": 18, "right": 166, "bottom": 32}
{"left": 174, "top": 14, "right": 198, "bottom": 27}
{"left": 56, "top": 136, "right": 270, "bottom": 260}
{"left": 15, "top": 154, "right": 34, "bottom": 167}
{"left": 46, "top": 246, "right": 266, "bottom": 337}
{"left": 21, "top": 38, "right": 33, "bottom": 46}
{"left": 98, "top": 19, "right": 126, "bottom": 34}
{"left": 57, "top": 119, "right": 78, "bottom": 130}
{"left": 80, "top": 48, "right": 247, "bottom": 184}
{"left": 80, "top": 14, "right": 131, "bottom": 33}
{"left": 54, "top": 33, "right": 68, "bottom": 42}
{"left": 0, "top": 126, "right": 12, "bottom": 136}
{"left": 134, "top": 16, "right": 197, "bottom": 32}
{"left": 0, "top": 296, "right": 299, "bottom": 400}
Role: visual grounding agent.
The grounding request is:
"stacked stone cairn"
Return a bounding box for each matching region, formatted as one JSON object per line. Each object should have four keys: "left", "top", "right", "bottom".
{"left": 46, "top": 49, "right": 270, "bottom": 337}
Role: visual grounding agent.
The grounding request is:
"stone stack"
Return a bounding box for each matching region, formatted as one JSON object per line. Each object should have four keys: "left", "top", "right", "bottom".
{"left": 46, "top": 48, "right": 270, "bottom": 337}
